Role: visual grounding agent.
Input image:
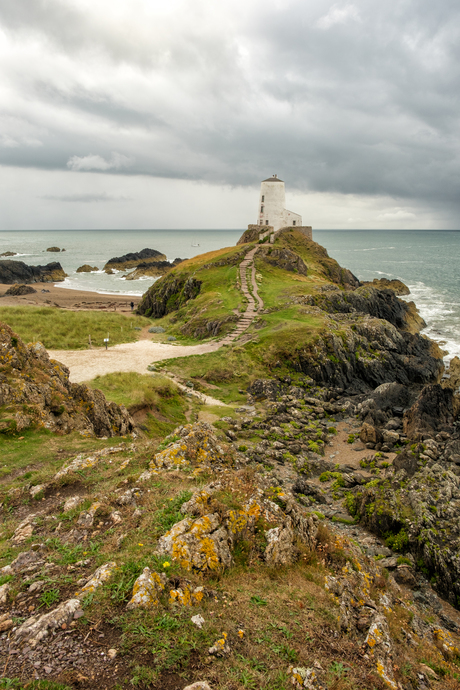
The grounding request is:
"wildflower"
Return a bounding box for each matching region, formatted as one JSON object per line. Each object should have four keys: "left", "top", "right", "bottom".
{"left": 138, "top": 543, "right": 143, "bottom": 546}
{"left": 163, "top": 561, "right": 170, "bottom": 568}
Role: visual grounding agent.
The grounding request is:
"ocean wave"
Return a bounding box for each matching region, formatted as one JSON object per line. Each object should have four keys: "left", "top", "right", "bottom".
{"left": 54, "top": 279, "right": 143, "bottom": 297}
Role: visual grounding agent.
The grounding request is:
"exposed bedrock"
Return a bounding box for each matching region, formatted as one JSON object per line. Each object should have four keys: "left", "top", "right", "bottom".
{"left": 0, "top": 260, "right": 67, "bottom": 284}
{"left": 282, "top": 317, "right": 443, "bottom": 393}
{"left": 136, "top": 273, "right": 202, "bottom": 318}
{"left": 305, "top": 284, "right": 425, "bottom": 333}
{"left": 0, "top": 321, "right": 134, "bottom": 437}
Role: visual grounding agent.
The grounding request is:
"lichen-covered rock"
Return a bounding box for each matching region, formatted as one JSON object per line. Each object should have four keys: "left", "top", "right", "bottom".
{"left": 208, "top": 631, "right": 230, "bottom": 656}
{"left": 264, "top": 521, "right": 297, "bottom": 566}
{"left": 13, "top": 598, "right": 81, "bottom": 647}
{"left": 75, "top": 562, "right": 117, "bottom": 598}
{"left": 1, "top": 549, "right": 44, "bottom": 575}
{"left": 365, "top": 615, "right": 397, "bottom": 689}
{"left": 151, "top": 423, "right": 227, "bottom": 471}
{"left": 180, "top": 482, "right": 221, "bottom": 516}
{"left": 157, "top": 513, "right": 232, "bottom": 572}
{"left": 288, "top": 666, "right": 324, "bottom": 689}
{"left": 54, "top": 444, "right": 128, "bottom": 481}
{"left": 77, "top": 501, "right": 101, "bottom": 528}
{"left": 0, "top": 322, "right": 135, "bottom": 437}
{"left": 0, "top": 582, "right": 10, "bottom": 604}
{"left": 12, "top": 514, "right": 38, "bottom": 544}
{"left": 127, "top": 568, "right": 165, "bottom": 609}
{"left": 169, "top": 585, "right": 204, "bottom": 606}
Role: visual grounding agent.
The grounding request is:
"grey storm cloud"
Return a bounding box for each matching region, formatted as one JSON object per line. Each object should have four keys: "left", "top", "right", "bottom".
{"left": 0, "top": 0, "right": 459, "bottom": 218}
{"left": 40, "top": 192, "right": 133, "bottom": 203}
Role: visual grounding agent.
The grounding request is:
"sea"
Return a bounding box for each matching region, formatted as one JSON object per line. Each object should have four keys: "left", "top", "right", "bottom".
{"left": 0, "top": 228, "right": 459, "bottom": 363}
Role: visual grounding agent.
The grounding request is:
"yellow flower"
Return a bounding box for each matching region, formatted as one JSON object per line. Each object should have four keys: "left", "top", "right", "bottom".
{"left": 138, "top": 543, "right": 143, "bottom": 546}
{"left": 163, "top": 561, "right": 170, "bottom": 568}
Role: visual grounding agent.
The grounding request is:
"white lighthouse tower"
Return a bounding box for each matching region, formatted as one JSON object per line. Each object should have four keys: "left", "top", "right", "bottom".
{"left": 258, "top": 175, "right": 302, "bottom": 231}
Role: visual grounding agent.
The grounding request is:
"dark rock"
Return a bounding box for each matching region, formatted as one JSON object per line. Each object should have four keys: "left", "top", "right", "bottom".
{"left": 46, "top": 246, "right": 61, "bottom": 252}
{"left": 104, "top": 248, "right": 166, "bottom": 270}
{"left": 124, "top": 258, "right": 185, "bottom": 280}
{"left": 393, "top": 447, "right": 420, "bottom": 477}
{"left": 0, "top": 251, "right": 17, "bottom": 257}
{"left": 0, "top": 260, "right": 67, "bottom": 284}
{"left": 247, "top": 379, "right": 282, "bottom": 402}
{"left": 394, "top": 565, "right": 417, "bottom": 587}
{"left": 137, "top": 273, "right": 202, "bottom": 319}
{"left": 404, "top": 384, "right": 457, "bottom": 440}
{"left": 76, "top": 265, "right": 99, "bottom": 273}
{"left": 5, "top": 284, "right": 37, "bottom": 296}
{"left": 292, "top": 477, "right": 328, "bottom": 504}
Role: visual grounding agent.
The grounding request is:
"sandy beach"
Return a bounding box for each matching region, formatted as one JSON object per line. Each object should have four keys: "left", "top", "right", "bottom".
{"left": 0, "top": 282, "right": 141, "bottom": 311}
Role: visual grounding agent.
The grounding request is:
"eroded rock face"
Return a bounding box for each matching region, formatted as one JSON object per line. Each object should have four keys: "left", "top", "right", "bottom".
{"left": 404, "top": 384, "right": 457, "bottom": 440}
{"left": 136, "top": 273, "right": 202, "bottom": 319}
{"left": 124, "top": 258, "right": 184, "bottom": 280}
{"left": 0, "top": 322, "right": 135, "bottom": 437}
{"left": 14, "top": 599, "right": 82, "bottom": 647}
{"left": 0, "top": 260, "right": 67, "bottom": 284}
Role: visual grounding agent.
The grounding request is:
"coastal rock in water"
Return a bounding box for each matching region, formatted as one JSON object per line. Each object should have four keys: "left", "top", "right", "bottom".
{"left": 0, "top": 321, "right": 135, "bottom": 437}
{"left": 104, "top": 248, "right": 166, "bottom": 271}
{"left": 46, "top": 246, "right": 62, "bottom": 252}
{"left": 361, "top": 278, "right": 410, "bottom": 295}
{"left": 0, "top": 260, "right": 67, "bottom": 284}
{"left": 76, "top": 264, "right": 99, "bottom": 273}
{"left": 124, "top": 258, "right": 184, "bottom": 280}
{"left": 0, "top": 251, "right": 17, "bottom": 257}
{"left": 4, "top": 284, "right": 37, "bottom": 296}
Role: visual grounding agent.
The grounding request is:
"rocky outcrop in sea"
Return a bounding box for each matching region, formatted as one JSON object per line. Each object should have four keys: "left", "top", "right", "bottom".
{"left": 103, "top": 248, "right": 166, "bottom": 271}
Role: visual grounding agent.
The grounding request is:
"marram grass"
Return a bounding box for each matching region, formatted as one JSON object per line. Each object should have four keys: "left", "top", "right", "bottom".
{"left": 0, "top": 306, "right": 151, "bottom": 350}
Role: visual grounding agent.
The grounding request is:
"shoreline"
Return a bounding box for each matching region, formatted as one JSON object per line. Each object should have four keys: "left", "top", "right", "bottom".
{"left": 0, "top": 282, "right": 142, "bottom": 311}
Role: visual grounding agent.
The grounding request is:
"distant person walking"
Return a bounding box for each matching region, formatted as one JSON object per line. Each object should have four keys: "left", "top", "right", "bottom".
{"left": 130, "top": 301, "right": 134, "bottom": 311}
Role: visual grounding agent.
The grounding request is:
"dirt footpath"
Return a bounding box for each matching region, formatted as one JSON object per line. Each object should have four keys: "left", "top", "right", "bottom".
{"left": 48, "top": 340, "right": 221, "bottom": 384}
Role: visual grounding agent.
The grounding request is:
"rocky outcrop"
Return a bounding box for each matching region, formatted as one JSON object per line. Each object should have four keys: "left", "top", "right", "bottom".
{"left": 76, "top": 264, "right": 99, "bottom": 273}
{"left": 305, "top": 284, "right": 425, "bottom": 333}
{"left": 103, "top": 248, "right": 166, "bottom": 271}
{"left": 0, "top": 260, "right": 67, "bottom": 284}
{"left": 0, "top": 251, "right": 17, "bottom": 257}
{"left": 236, "top": 226, "right": 260, "bottom": 245}
{"left": 124, "top": 258, "right": 184, "bottom": 280}
{"left": 361, "top": 278, "right": 410, "bottom": 295}
{"left": 403, "top": 384, "right": 458, "bottom": 440}
{"left": 46, "top": 247, "right": 63, "bottom": 252}
{"left": 259, "top": 247, "right": 308, "bottom": 275}
{"left": 136, "top": 273, "right": 202, "bottom": 318}
{"left": 4, "top": 284, "right": 37, "bottom": 296}
{"left": 0, "top": 321, "right": 134, "bottom": 436}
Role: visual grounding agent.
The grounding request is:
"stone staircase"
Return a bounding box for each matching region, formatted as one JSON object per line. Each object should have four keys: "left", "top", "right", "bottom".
{"left": 219, "top": 246, "right": 264, "bottom": 344}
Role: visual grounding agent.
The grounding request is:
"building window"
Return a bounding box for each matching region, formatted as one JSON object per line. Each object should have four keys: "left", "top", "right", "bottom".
{"left": 265, "top": 220, "right": 269, "bottom": 225}
{"left": 261, "top": 195, "right": 264, "bottom": 202}
{"left": 260, "top": 205, "right": 264, "bottom": 212}
{"left": 293, "top": 220, "right": 296, "bottom": 226}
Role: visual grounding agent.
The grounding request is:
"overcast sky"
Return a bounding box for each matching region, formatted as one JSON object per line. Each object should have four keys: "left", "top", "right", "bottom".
{"left": 0, "top": 0, "right": 459, "bottom": 230}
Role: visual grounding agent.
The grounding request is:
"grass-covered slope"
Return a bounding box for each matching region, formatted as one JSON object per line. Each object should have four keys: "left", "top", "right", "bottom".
{"left": 137, "top": 230, "right": 442, "bottom": 402}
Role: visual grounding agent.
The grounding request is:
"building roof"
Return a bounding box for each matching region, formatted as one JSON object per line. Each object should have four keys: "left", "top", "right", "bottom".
{"left": 262, "top": 176, "right": 284, "bottom": 183}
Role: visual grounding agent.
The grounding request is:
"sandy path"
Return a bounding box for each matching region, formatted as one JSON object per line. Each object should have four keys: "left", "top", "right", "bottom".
{"left": 47, "top": 246, "right": 265, "bottom": 400}
{"left": 48, "top": 339, "right": 220, "bottom": 384}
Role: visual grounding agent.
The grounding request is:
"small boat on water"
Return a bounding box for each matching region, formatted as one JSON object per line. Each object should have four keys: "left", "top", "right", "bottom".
{"left": 191, "top": 242, "right": 200, "bottom": 247}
